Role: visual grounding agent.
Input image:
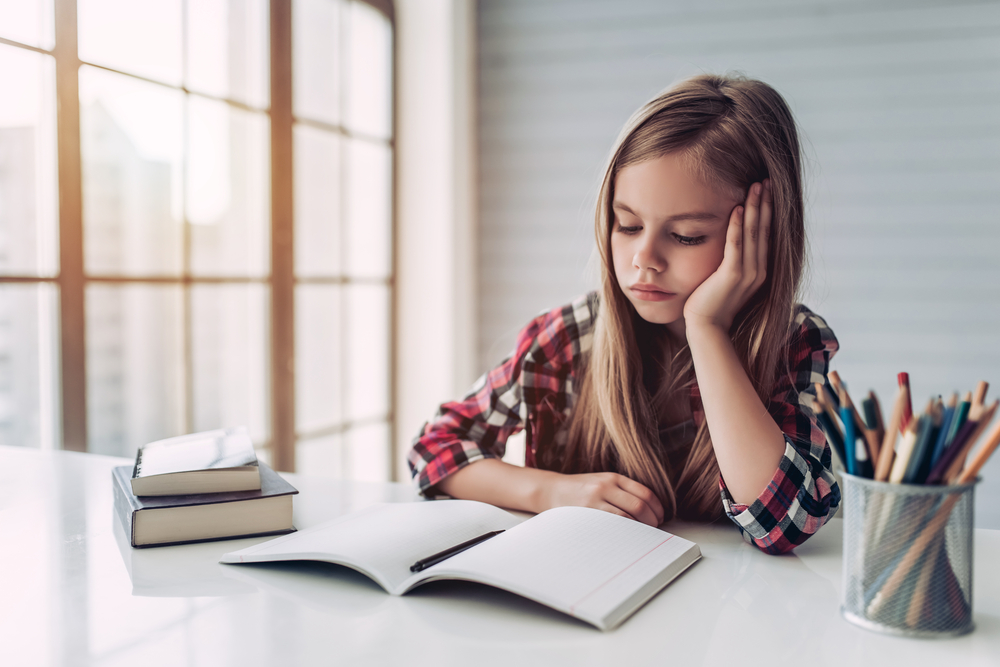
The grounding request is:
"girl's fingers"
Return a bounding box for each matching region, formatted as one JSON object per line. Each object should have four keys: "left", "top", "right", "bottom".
{"left": 758, "top": 179, "right": 772, "bottom": 278}
{"left": 616, "top": 476, "right": 665, "bottom": 524}
{"left": 598, "top": 503, "right": 636, "bottom": 522}
{"left": 606, "top": 486, "right": 660, "bottom": 526}
{"left": 724, "top": 203, "right": 744, "bottom": 272}
{"left": 742, "top": 183, "right": 761, "bottom": 276}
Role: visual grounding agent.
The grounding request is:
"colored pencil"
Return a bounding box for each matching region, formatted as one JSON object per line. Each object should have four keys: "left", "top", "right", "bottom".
{"left": 905, "top": 399, "right": 940, "bottom": 484}
{"left": 957, "top": 410, "right": 1000, "bottom": 484}
{"left": 889, "top": 418, "right": 921, "bottom": 484}
{"left": 830, "top": 372, "right": 879, "bottom": 466}
{"left": 841, "top": 403, "right": 857, "bottom": 476}
{"left": 945, "top": 401, "right": 998, "bottom": 483}
{"left": 898, "top": 373, "right": 913, "bottom": 431}
{"left": 875, "top": 385, "right": 908, "bottom": 482}
{"left": 929, "top": 394, "right": 958, "bottom": 468}
{"left": 972, "top": 381, "right": 989, "bottom": 413}
{"left": 925, "top": 417, "right": 978, "bottom": 485}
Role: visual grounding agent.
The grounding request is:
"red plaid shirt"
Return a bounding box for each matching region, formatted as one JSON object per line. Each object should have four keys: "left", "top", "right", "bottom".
{"left": 408, "top": 292, "right": 841, "bottom": 555}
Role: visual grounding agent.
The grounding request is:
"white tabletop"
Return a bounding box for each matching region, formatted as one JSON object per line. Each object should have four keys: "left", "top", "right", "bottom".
{"left": 2, "top": 445, "right": 999, "bottom": 666}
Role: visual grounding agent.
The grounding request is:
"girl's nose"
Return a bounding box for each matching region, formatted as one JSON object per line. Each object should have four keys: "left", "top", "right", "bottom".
{"left": 633, "top": 237, "right": 665, "bottom": 273}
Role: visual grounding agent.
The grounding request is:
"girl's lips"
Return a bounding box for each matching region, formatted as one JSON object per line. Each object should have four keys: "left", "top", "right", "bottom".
{"left": 630, "top": 285, "right": 677, "bottom": 302}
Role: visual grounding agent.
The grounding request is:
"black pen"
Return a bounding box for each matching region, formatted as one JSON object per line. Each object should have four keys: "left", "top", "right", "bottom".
{"left": 409, "top": 530, "right": 505, "bottom": 572}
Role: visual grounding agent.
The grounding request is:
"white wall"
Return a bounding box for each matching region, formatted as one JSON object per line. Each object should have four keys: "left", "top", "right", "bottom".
{"left": 394, "top": 0, "right": 478, "bottom": 481}
{"left": 476, "top": 0, "right": 1000, "bottom": 527}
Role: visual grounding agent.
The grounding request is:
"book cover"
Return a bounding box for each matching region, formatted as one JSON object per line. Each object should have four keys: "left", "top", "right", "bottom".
{"left": 114, "top": 462, "right": 298, "bottom": 548}
{"left": 131, "top": 427, "right": 260, "bottom": 496}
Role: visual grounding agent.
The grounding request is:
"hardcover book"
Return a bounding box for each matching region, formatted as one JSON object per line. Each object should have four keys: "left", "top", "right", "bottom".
{"left": 113, "top": 462, "right": 297, "bottom": 548}
{"left": 221, "top": 500, "right": 701, "bottom": 630}
{"left": 131, "top": 427, "right": 260, "bottom": 496}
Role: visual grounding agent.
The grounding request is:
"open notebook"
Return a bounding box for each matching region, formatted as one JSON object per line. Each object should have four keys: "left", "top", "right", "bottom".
{"left": 221, "top": 500, "right": 700, "bottom": 630}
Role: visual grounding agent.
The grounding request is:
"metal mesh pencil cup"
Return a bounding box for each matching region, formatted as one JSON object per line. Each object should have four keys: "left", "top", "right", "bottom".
{"left": 840, "top": 473, "right": 976, "bottom": 638}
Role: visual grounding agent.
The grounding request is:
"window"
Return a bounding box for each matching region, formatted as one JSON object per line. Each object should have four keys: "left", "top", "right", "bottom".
{"left": 0, "top": 0, "right": 394, "bottom": 481}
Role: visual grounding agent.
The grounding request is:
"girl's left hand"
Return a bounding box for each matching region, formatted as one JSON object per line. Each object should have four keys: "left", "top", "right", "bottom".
{"left": 682, "top": 179, "right": 771, "bottom": 332}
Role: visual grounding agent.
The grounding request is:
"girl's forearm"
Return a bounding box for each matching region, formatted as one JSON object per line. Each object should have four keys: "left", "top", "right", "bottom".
{"left": 686, "top": 323, "right": 786, "bottom": 504}
{"left": 435, "top": 458, "right": 561, "bottom": 513}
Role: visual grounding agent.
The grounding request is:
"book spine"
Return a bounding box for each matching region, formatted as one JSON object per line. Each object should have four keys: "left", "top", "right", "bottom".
{"left": 112, "top": 468, "right": 142, "bottom": 547}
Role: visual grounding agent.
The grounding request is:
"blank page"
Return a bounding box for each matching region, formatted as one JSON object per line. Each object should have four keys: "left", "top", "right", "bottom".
{"left": 222, "top": 500, "right": 520, "bottom": 593}
{"left": 429, "top": 506, "right": 699, "bottom": 627}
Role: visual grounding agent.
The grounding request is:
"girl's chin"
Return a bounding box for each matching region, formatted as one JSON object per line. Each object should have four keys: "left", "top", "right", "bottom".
{"left": 630, "top": 301, "right": 684, "bottom": 327}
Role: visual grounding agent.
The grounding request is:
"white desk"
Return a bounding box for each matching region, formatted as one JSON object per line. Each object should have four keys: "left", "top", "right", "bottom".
{"left": 2, "top": 445, "right": 999, "bottom": 666}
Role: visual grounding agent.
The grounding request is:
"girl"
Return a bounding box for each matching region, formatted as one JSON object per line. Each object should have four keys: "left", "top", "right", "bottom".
{"left": 407, "top": 74, "right": 840, "bottom": 555}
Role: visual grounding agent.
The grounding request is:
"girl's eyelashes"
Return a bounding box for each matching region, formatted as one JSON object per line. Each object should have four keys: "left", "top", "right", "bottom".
{"left": 673, "top": 233, "right": 707, "bottom": 246}
{"left": 613, "top": 220, "right": 707, "bottom": 246}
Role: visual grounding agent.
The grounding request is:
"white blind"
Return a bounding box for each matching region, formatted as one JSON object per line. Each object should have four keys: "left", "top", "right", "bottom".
{"left": 476, "top": 0, "right": 1000, "bottom": 526}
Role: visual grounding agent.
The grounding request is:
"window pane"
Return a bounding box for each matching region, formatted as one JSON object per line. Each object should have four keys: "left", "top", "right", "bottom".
{"left": 187, "top": 0, "right": 269, "bottom": 109}
{"left": 86, "top": 284, "right": 185, "bottom": 458}
{"left": 0, "top": 0, "right": 54, "bottom": 50}
{"left": 293, "top": 0, "right": 342, "bottom": 126}
{"left": 347, "top": 1, "right": 391, "bottom": 139}
{"left": 188, "top": 98, "right": 270, "bottom": 277}
{"left": 80, "top": 66, "right": 184, "bottom": 276}
{"left": 295, "top": 284, "right": 341, "bottom": 433}
{"left": 78, "top": 0, "right": 182, "bottom": 86}
{"left": 345, "top": 139, "right": 391, "bottom": 279}
{"left": 0, "top": 283, "right": 59, "bottom": 449}
{"left": 296, "top": 433, "right": 343, "bottom": 479}
{"left": 294, "top": 125, "right": 340, "bottom": 277}
{"left": 0, "top": 46, "right": 57, "bottom": 277}
{"left": 345, "top": 284, "right": 388, "bottom": 421}
{"left": 190, "top": 284, "right": 269, "bottom": 445}
{"left": 346, "top": 422, "right": 389, "bottom": 482}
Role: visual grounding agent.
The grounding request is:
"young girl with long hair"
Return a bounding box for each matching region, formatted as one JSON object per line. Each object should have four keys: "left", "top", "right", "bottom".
{"left": 408, "top": 73, "right": 840, "bottom": 554}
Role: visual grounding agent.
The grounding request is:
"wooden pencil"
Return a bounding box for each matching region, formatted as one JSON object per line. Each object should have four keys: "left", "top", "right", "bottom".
{"left": 947, "top": 401, "right": 999, "bottom": 484}
{"left": 898, "top": 372, "right": 913, "bottom": 431}
{"left": 829, "top": 372, "right": 879, "bottom": 467}
{"left": 957, "top": 411, "right": 1000, "bottom": 484}
{"left": 972, "top": 380, "right": 989, "bottom": 413}
{"left": 889, "top": 418, "right": 921, "bottom": 484}
{"left": 875, "top": 385, "right": 908, "bottom": 482}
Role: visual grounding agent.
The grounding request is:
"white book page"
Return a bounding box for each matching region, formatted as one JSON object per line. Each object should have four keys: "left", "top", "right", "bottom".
{"left": 221, "top": 500, "right": 520, "bottom": 593}
{"left": 423, "top": 506, "right": 699, "bottom": 627}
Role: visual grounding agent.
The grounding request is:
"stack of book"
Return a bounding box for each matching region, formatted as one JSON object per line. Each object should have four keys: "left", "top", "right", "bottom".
{"left": 113, "top": 427, "right": 298, "bottom": 548}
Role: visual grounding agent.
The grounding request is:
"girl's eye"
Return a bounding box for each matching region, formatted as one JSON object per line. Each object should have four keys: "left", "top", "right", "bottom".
{"left": 674, "top": 234, "right": 706, "bottom": 246}
{"left": 616, "top": 224, "right": 641, "bottom": 235}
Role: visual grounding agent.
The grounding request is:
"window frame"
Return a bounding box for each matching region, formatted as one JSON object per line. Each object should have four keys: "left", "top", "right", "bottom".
{"left": 0, "top": 0, "right": 395, "bottom": 475}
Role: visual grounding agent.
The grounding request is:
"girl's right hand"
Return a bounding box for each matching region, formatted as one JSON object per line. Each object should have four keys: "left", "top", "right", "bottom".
{"left": 543, "top": 472, "right": 664, "bottom": 527}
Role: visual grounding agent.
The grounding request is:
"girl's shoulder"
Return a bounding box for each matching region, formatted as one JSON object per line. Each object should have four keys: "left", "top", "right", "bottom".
{"left": 512, "top": 291, "right": 600, "bottom": 370}
{"left": 788, "top": 303, "right": 839, "bottom": 356}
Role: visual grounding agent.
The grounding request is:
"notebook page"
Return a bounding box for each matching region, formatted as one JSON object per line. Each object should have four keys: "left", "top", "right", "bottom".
{"left": 221, "top": 500, "right": 520, "bottom": 593}
{"left": 430, "top": 506, "right": 698, "bottom": 626}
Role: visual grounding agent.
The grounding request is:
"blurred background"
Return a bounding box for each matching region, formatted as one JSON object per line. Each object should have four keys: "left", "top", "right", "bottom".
{"left": 2, "top": 0, "right": 999, "bottom": 526}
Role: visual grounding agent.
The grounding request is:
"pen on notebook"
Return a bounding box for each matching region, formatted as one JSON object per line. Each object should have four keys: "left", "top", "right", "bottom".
{"left": 410, "top": 530, "right": 505, "bottom": 572}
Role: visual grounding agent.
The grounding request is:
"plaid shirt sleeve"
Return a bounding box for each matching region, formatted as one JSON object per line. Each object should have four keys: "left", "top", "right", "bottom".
{"left": 720, "top": 305, "right": 841, "bottom": 555}
{"left": 407, "top": 294, "right": 595, "bottom": 495}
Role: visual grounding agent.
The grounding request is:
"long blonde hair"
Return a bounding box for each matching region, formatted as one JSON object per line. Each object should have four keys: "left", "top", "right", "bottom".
{"left": 536, "top": 74, "right": 806, "bottom": 522}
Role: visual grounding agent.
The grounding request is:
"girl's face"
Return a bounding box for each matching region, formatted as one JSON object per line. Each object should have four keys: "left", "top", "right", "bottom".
{"left": 610, "top": 152, "right": 740, "bottom": 337}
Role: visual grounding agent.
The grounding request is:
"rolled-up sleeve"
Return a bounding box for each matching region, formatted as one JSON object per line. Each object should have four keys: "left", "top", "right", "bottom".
{"left": 721, "top": 306, "right": 841, "bottom": 554}
{"left": 407, "top": 295, "right": 594, "bottom": 496}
